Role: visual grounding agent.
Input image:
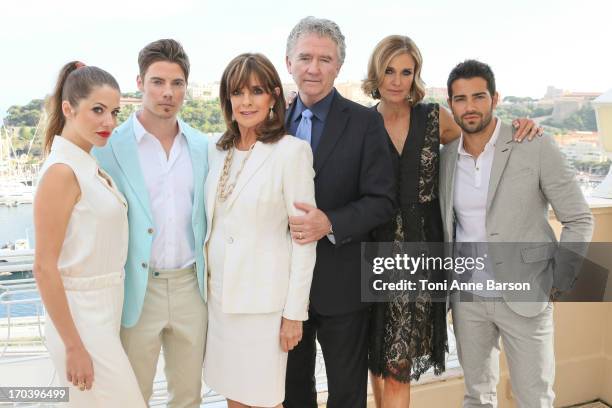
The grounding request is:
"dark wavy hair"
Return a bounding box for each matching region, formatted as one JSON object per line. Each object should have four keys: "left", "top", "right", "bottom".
{"left": 447, "top": 59, "right": 496, "bottom": 99}
{"left": 217, "top": 53, "right": 286, "bottom": 151}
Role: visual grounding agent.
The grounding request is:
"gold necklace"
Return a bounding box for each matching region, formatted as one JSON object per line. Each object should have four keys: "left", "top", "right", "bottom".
{"left": 217, "top": 141, "right": 256, "bottom": 202}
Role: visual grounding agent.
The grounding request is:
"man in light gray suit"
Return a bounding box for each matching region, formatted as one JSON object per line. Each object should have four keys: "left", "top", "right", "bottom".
{"left": 439, "top": 60, "right": 593, "bottom": 407}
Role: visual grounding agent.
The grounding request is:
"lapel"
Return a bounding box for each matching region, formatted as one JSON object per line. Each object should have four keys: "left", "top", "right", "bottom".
{"left": 443, "top": 140, "right": 459, "bottom": 239}
{"left": 98, "top": 168, "right": 128, "bottom": 208}
{"left": 110, "top": 117, "right": 153, "bottom": 222}
{"left": 183, "top": 123, "right": 206, "bottom": 226}
{"left": 226, "top": 141, "right": 276, "bottom": 209}
{"left": 285, "top": 98, "right": 297, "bottom": 129}
{"left": 313, "top": 92, "right": 348, "bottom": 174}
{"left": 486, "top": 122, "right": 514, "bottom": 211}
{"left": 205, "top": 141, "right": 226, "bottom": 243}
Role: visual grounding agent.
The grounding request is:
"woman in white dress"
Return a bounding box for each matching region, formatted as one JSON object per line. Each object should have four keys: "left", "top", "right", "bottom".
{"left": 33, "top": 62, "right": 146, "bottom": 407}
{"left": 203, "top": 53, "right": 317, "bottom": 408}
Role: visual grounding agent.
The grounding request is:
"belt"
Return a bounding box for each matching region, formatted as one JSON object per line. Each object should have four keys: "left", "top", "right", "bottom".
{"left": 150, "top": 264, "right": 196, "bottom": 278}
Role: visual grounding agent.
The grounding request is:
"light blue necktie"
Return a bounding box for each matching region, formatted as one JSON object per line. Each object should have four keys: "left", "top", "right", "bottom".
{"left": 295, "top": 109, "right": 313, "bottom": 146}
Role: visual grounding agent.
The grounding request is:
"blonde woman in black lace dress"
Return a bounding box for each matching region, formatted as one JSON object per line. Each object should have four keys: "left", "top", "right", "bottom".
{"left": 364, "top": 35, "right": 541, "bottom": 407}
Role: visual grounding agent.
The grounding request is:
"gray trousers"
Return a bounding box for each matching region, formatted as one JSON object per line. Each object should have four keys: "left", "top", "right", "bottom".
{"left": 451, "top": 295, "right": 555, "bottom": 408}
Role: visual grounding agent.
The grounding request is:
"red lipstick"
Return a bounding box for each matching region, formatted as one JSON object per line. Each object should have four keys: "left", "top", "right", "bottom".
{"left": 97, "top": 131, "right": 111, "bottom": 138}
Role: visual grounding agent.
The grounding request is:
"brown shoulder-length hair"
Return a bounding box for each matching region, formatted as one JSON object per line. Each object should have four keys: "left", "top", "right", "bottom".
{"left": 44, "top": 62, "right": 120, "bottom": 154}
{"left": 362, "top": 35, "right": 426, "bottom": 105}
{"left": 217, "top": 53, "right": 286, "bottom": 151}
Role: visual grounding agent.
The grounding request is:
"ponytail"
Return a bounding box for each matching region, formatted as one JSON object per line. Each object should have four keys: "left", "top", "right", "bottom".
{"left": 44, "top": 61, "right": 81, "bottom": 154}
{"left": 44, "top": 61, "right": 120, "bottom": 154}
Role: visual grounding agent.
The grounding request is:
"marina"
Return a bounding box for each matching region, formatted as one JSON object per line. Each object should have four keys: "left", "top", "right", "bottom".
{"left": 0, "top": 237, "right": 459, "bottom": 408}
{"left": 0, "top": 111, "right": 599, "bottom": 405}
{"left": 0, "top": 124, "right": 41, "bottom": 209}
{"left": 0, "top": 181, "right": 34, "bottom": 207}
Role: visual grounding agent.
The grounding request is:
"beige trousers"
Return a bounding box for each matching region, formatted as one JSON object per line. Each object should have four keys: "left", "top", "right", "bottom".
{"left": 451, "top": 295, "right": 555, "bottom": 408}
{"left": 120, "top": 266, "right": 207, "bottom": 408}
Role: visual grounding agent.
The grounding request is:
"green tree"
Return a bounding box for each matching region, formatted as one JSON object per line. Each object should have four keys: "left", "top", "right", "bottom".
{"left": 122, "top": 91, "right": 143, "bottom": 99}
{"left": 4, "top": 99, "right": 44, "bottom": 126}
{"left": 503, "top": 96, "right": 535, "bottom": 103}
{"left": 531, "top": 106, "right": 553, "bottom": 117}
{"left": 542, "top": 103, "right": 597, "bottom": 131}
{"left": 496, "top": 103, "right": 534, "bottom": 124}
{"left": 117, "top": 104, "right": 137, "bottom": 125}
{"left": 18, "top": 127, "right": 33, "bottom": 140}
{"left": 180, "top": 99, "right": 225, "bottom": 133}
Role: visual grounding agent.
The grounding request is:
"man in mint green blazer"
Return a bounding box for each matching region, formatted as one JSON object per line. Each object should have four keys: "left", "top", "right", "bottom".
{"left": 93, "top": 39, "right": 208, "bottom": 408}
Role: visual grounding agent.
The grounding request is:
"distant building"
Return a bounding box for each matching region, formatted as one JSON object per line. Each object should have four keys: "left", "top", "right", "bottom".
{"left": 120, "top": 97, "right": 142, "bottom": 108}
{"left": 552, "top": 98, "right": 587, "bottom": 122}
{"left": 594, "top": 89, "right": 612, "bottom": 152}
{"left": 426, "top": 87, "right": 448, "bottom": 100}
{"left": 591, "top": 89, "right": 612, "bottom": 197}
{"left": 554, "top": 131, "right": 607, "bottom": 163}
{"left": 540, "top": 89, "right": 602, "bottom": 122}
{"left": 335, "top": 81, "right": 373, "bottom": 106}
{"left": 280, "top": 81, "right": 374, "bottom": 106}
{"left": 544, "top": 86, "right": 564, "bottom": 100}
{"left": 188, "top": 82, "right": 220, "bottom": 101}
{"left": 554, "top": 131, "right": 600, "bottom": 146}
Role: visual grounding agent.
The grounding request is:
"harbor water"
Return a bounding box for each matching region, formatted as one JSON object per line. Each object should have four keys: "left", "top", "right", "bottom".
{"left": 0, "top": 203, "right": 37, "bottom": 318}
{"left": 0, "top": 203, "right": 34, "bottom": 248}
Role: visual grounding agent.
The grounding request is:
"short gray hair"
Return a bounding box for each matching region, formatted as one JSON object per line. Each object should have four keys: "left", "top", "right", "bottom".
{"left": 286, "top": 16, "right": 346, "bottom": 65}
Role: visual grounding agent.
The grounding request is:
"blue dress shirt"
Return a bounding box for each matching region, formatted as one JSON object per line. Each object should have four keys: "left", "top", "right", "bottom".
{"left": 288, "top": 88, "right": 336, "bottom": 153}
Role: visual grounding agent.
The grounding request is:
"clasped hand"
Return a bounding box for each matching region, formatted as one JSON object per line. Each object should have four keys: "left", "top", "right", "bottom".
{"left": 289, "top": 203, "right": 331, "bottom": 244}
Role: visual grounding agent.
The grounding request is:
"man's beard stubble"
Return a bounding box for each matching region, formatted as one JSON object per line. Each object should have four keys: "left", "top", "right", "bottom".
{"left": 456, "top": 110, "right": 494, "bottom": 135}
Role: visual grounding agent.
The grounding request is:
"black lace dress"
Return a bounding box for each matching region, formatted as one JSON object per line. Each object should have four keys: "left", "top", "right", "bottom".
{"left": 368, "top": 102, "right": 448, "bottom": 382}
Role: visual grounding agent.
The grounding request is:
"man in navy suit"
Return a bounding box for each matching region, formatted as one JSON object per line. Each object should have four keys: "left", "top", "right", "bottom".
{"left": 283, "top": 16, "right": 395, "bottom": 408}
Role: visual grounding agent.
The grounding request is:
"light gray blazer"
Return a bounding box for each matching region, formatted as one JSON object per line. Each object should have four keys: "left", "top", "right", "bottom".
{"left": 439, "top": 121, "right": 594, "bottom": 317}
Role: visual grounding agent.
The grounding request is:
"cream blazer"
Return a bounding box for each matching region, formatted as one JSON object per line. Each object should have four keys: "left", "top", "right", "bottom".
{"left": 204, "top": 135, "right": 317, "bottom": 321}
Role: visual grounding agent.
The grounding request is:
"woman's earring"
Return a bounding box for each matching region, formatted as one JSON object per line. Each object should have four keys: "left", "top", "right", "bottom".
{"left": 268, "top": 106, "right": 274, "bottom": 120}
{"left": 372, "top": 89, "right": 381, "bottom": 99}
{"left": 231, "top": 114, "right": 236, "bottom": 122}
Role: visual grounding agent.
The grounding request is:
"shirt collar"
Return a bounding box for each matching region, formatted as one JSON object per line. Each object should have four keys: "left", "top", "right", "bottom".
{"left": 458, "top": 117, "right": 501, "bottom": 157}
{"left": 132, "top": 111, "right": 185, "bottom": 144}
{"left": 50, "top": 136, "right": 98, "bottom": 176}
{"left": 293, "top": 88, "right": 336, "bottom": 123}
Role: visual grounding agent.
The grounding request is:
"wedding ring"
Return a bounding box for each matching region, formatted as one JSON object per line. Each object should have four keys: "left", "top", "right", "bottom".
{"left": 78, "top": 380, "right": 86, "bottom": 391}
{"left": 298, "top": 232, "right": 303, "bottom": 240}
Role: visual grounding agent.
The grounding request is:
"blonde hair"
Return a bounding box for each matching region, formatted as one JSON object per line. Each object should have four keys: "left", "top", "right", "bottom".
{"left": 362, "top": 35, "right": 426, "bottom": 104}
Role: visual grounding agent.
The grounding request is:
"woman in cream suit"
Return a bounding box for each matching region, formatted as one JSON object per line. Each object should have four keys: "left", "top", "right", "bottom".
{"left": 202, "top": 53, "right": 316, "bottom": 408}
{"left": 33, "top": 62, "right": 145, "bottom": 407}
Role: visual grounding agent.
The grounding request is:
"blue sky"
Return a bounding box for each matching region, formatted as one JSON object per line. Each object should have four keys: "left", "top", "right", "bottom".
{"left": 1, "top": 0, "right": 611, "bottom": 118}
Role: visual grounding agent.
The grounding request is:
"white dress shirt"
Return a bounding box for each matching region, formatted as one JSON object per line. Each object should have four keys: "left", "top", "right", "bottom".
{"left": 133, "top": 113, "right": 195, "bottom": 270}
{"left": 453, "top": 118, "right": 501, "bottom": 296}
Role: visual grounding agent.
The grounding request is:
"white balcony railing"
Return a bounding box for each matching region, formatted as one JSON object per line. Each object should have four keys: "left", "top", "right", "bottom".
{"left": 0, "top": 250, "right": 459, "bottom": 407}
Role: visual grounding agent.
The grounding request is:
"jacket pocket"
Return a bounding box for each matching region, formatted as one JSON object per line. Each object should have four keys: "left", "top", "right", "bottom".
{"left": 521, "top": 243, "right": 556, "bottom": 263}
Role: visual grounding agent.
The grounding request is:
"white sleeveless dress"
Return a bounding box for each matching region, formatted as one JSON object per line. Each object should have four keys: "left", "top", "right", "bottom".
{"left": 39, "top": 136, "right": 146, "bottom": 407}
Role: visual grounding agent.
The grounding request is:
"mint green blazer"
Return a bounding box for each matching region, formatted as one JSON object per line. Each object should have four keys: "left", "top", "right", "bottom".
{"left": 93, "top": 114, "right": 208, "bottom": 327}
